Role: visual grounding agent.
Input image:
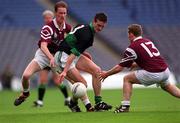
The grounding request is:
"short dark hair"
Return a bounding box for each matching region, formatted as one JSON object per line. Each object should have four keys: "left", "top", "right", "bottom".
{"left": 55, "top": 1, "right": 68, "bottom": 12}
{"left": 94, "top": 12, "right": 107, "bottom": 23}
{"left": 128, "top": 24, "right": 142, "bottom": 37}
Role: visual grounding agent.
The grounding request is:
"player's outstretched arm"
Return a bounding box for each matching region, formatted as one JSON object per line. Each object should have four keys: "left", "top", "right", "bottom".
{"left": 99, "top": 65, "right": 124, "bottom": 81}
{"left": 40, "top": 42, "right": 55, "bottom": 67}
{"left": 58, "top": 54, "right": 76, "bottom": 83}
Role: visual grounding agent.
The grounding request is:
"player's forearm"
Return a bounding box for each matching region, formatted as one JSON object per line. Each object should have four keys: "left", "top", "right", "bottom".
{"left": 40, "top": 43, "right": 54, "bottom": 60}
{"left": 107, "top": 65, "right": 123, "bottom": 76}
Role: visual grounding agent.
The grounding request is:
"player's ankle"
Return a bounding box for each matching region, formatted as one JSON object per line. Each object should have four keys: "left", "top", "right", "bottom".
{"left": 85, "top": 103, "right": 92, "bottom": 110}
{"left": 94, "top": 96, "right": 102, "bottom": 104}
{"left": 121, "top": 100, "right": 130, "bottom": 106}
{"left": 37, "top": 100, "right": 43, "bottom": 105}
{"left": 23, "top": 91, "right": 30, "bottom": 97}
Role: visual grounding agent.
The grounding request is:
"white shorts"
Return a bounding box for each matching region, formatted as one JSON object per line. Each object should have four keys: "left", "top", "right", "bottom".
{"left": 33, "top": 49, "right": 50, "bottom": 69}
{"left": 135, "top": 68, "right": 170, "bottom": 87}
{"left": 53, "top": 51, "right": 80, "bottom": 73}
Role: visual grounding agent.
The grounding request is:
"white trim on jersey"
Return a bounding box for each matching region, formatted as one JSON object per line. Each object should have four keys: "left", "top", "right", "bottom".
{"left": 41, "top": 30, "right": 51, "bottom": 37}
{"left": 40, "top": 34, "right": 51, "bottom": 40}
{"left": 40, "top": 25, "right": 53, "bottom": 40}
{"left": 133, "top": 36, "right": 142, "bottom": 42}
{"left": 53, "top": 18, "right": 66, "bottom": 31}
{"left": 42, "top": 25, "right": 53, "bottom": 35}
{"left": 69, "top": 25, "right": 85, "bottom": 34}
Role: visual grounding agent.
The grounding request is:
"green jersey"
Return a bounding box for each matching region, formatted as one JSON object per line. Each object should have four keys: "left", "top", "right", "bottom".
{"left": 59, "top": 23, "right": 95, "bottom": 56}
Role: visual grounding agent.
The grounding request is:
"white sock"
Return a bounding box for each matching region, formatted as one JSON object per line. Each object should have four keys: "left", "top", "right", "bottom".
{"left": 23, "top": 89, "right": 29, "bottom": 93}
{"left": 121, "top": 100, "right": 130, "bottom": 106}
{"left": 65, "top": 97, "right": 71, "bottom": 101}
{"left": 37, "top": 100, "right": 43, "bottom": 105}
{"left": 82, "top": 98, "right": 90, "bottom": 106}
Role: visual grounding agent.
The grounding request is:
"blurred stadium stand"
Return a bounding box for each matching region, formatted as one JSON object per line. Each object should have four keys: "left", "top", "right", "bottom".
{"left": 0, "top": 0, "right": 44, "bottom": 77}
{"left": 0, "top": 0, "right": 180, "bottom": 82}
{"left": 0, "top": 0, "right": 44, "bottom": 28}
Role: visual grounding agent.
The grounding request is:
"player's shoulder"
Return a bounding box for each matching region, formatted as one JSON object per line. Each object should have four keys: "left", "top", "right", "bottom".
{"left": 65, "top": 23, "right": 72, "bottom": 32}
{"left": 142, "top": 37, "right": 152, "bottom": 42}
{"left": 70, "top": 24, "right": 87, "bottom": 33}
{"left": 129, "top": 39, "right": 141, "bottom": 49}
{"left": 74, "top": 23, "right": 89, "bottom": 28}
{"left": 132, "top": 38, "right": 150, "bottom": 45}
{"left": 41, "top": 22, "right": 54, "bottom": 35}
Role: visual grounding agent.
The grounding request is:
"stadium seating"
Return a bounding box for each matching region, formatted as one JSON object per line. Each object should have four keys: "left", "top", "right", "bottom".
{"left": 0, "top": 0, "right": 44, "bottom": 28}
{"left": 1, "top": 0, "right": 180, "bottom": 81}
{"left": 0, "top": 28, "right": 38, "bottom": 76}
{"left": 0, "top": 0, "right": 43, "bottom": 76}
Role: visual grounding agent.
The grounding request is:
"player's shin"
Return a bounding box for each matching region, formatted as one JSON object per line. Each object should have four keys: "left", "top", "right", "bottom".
{"left": 22, "top": 78, "right": 30, "bottom": 92}
{"left": 58, "top": 83, "right": 69, "bottom": 98}
{"left": 38, "top": 83, "right": 46, "bottom": 101}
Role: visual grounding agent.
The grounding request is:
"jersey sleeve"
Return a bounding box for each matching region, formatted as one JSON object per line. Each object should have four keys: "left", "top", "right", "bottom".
{"left": 119, "top": 47, "right": 137, "bottom": 68}
{"left": 40, "top": 25, "right": 53, "bottom": 43}
{"left": 65, "top": 33, "right": 80, "bottom": 56}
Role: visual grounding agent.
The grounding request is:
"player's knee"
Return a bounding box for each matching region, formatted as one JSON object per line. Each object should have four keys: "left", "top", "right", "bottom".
{"left": 123, "top": 76, "right": 128, "bottom": 82}
{"left": 53, "top": 78, "right": 61, "bottom": 86}
{"left": 162, "top": 84, "right": 180, "bottom": 98}
{"left": 22, "top": 73, "right": 31, "bottom": 80}
{"left": 39, "top": 77, "right": 48, "bottom": 83}
{"left": 124, "top": 74, "right": 137, "bottom": 84}
{"left": 92, "top": 66, "right": 101, "bottom": 78}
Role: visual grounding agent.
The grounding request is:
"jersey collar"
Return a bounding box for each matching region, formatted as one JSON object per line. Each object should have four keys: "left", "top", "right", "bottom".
{"left": 53, "top": 18, "right": 66, "bottom": 31}
{"left": 133, "top": 36, "right": 142, "bottom": 42}
{"left": 89, "top": 22, "right": 95, "bottom": 34}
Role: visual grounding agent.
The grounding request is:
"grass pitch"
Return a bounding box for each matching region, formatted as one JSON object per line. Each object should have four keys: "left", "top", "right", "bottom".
{"left": 0, "top": 88, "right": 180, "bottom": 123}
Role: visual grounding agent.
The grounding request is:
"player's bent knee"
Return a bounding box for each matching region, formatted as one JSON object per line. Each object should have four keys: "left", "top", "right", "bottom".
{"left": 92, "top": 66, "right": 101, "bottom": 77}
{"left": 39, "top": 77, "right": 48, "bottom": 83}
{"left": 123, "top": 76, "right": 130, "bottom": 83}
{"left": 22, "top": 73, "right": 31, "bottom": 80}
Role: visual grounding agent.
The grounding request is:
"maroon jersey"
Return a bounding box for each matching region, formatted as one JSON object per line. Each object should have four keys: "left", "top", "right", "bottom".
{"left": 38, "top": 19, "right": 71, "bottom": 54}
{"left": 119, "top": 37, "right": 168, "bottom": 72}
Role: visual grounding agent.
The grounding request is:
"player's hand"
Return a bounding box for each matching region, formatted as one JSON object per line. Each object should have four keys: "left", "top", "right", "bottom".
{"left": 99, "top": 71, "right": 108, "bottom": 82}
{"left": 50, "top": 57, "right": 55, "bottom": 67}
{"left": 58, "top": 71, "right": 66, "bottom": 83}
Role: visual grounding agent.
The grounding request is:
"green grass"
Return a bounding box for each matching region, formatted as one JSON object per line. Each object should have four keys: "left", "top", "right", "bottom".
{"left": 0, "top": 88, "right": 180, "bottom": 123}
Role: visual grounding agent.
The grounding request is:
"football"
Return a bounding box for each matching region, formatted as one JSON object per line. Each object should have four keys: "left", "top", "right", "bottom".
{"left": 71, "top": 82, "right": 87, "bottom": 98}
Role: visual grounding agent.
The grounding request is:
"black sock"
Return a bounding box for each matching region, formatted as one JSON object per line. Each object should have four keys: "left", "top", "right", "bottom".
{"left": 85, "top": 103, "right": 92, "bottom": 110}
{"left": 58, "top": 84, "right": 68, "bottom": 98}
{"left": 95, "top": 96, "right": 102, "bottom": 104}
{"left": 38, "top": 84, "right": 46, "bottom": 101}
{"left": 23, "top": 91, "right": 29, "bottom": 96}
{"left": 71, "top": 98, "right": 78, "bottom": 105}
